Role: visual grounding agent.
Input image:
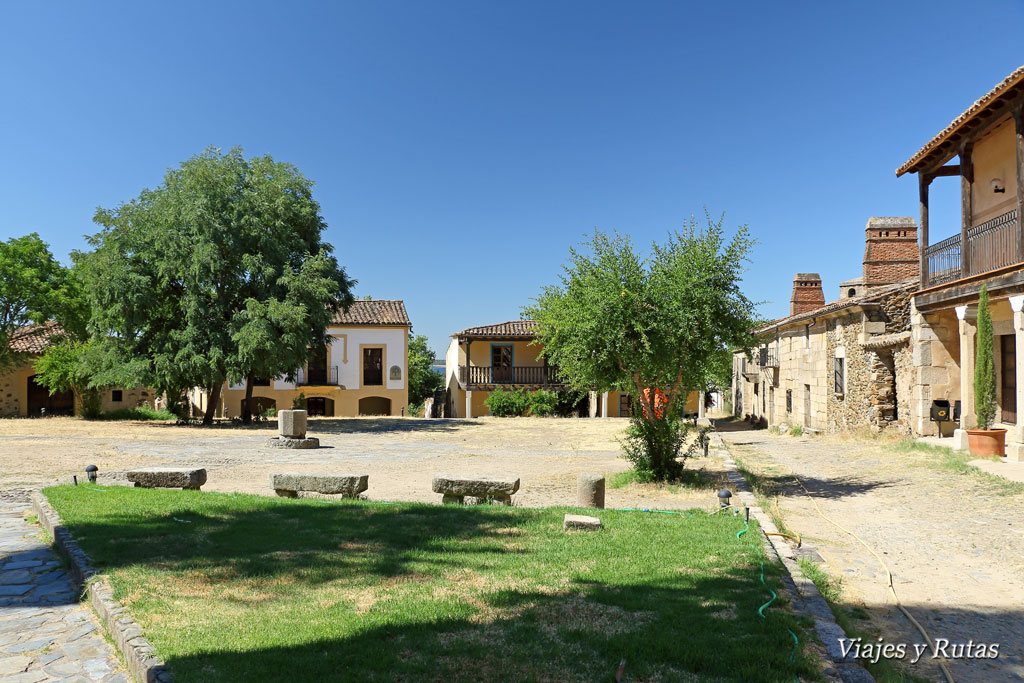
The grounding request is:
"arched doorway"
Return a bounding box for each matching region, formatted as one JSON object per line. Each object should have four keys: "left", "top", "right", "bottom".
{"left": 27, "top": 375, "right": 74, "bottom": 416}
{"left": 358, "top": 396, "right": 391, "bottom": 416}
{"left": 305, "top": 397, "right": 335, "bottom": 417}
{"left": 246, "top": 396, "right": 277, "bottom": 417}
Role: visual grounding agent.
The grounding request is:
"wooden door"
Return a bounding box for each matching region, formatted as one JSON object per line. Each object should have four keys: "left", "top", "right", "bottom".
{"left": 27, "top": 375, "right": 74, "bottom": 416}
{"left": 1001, "top": 334, "right": 1016, "bottom": 424}
{"left": 491, "top": 345, "right": 513, "bottom": 384}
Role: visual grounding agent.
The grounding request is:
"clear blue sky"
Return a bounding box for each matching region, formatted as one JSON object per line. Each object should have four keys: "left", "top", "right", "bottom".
{"left": 2, "top": 2, "right": 1022, "bottom": 355}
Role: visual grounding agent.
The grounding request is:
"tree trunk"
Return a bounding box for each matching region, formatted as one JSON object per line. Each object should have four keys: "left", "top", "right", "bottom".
{"left": 241, "top": 374, "right": 254, "bottom": 425}
{"left": 202, "top": 382, "right": 222, "bottom": 425}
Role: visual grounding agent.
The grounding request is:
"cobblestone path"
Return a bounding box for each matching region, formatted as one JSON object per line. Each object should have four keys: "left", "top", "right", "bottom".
{"left": 0, "top": 503, "right": 125, "bottom": 682}
{"left": 719, "top": 422, "right": 1024, "bottom": 683}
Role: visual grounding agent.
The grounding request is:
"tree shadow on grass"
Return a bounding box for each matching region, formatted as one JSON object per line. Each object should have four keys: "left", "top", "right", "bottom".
{"left": 45, "top": 488, "right": 821, "bottom": 682}
{"left": 157, "top": 578, "right": 818, "bottom": 683}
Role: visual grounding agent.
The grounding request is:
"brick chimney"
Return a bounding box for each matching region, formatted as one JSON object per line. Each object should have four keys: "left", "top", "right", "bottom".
{"left": 790, "top": 273, "right": 824, "bottom": 316}
{"left": 862, "top": 217, "right": 918, "bottom": 289}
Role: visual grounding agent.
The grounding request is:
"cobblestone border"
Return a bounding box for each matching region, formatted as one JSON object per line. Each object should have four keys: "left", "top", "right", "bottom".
{"left": 708, "top": 428, "right": 875, "bottom": 683}
{"left": 31, "top": 491, "right": 173, "bottom": 683}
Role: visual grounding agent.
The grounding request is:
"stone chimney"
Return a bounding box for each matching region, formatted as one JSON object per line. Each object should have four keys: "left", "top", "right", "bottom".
{"left": 790, "top": 273, "right": 824, "bottom": 316}
{"left": 863, "top": 217, "right": 918, "bottom": 289}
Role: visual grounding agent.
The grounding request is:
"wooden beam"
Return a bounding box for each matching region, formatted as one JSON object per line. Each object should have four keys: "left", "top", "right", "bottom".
{"left": 931, "top": 164, "right": 961, "bottom": 178}
{"left": 919, "top": 173, "right": 930, "bottom": 286}
{"left": 961, "top": 142, "right": 974, "bottom": 277}
{"left": 1015, "top": 104, "right": 1024, "bottom": 264}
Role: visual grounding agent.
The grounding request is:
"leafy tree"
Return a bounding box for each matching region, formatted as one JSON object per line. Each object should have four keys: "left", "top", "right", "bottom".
{"left": 974, "top": 284, "right": 997, "bottom": 429}
{"left": 524, "top": 214, "right": 759, "bottom": 480}
{"left": 0, "top": 234, "right": 85, "bottom": 373}
{"left": 33, "top": 339, "right": 103, "bottom": 418}
{"left": 78, "top": 147, "right": 354, "bottom": 424}
{"left": 407, "top": 334, "right": 443, "bottom": 407}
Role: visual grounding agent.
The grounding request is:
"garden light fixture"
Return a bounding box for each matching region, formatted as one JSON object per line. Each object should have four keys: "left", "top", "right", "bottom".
{"left": 717, "top": 488, "right": 731, "bottom": 508}
{"left": 85, "top": 465, "right": 98, "bottom": 484}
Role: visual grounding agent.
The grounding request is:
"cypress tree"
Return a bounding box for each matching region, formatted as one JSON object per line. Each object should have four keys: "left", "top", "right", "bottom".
{"left": 974, "top": 284, "right": 997, "bottom": 429}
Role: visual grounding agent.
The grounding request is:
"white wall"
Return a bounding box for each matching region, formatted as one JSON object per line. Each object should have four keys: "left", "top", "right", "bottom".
{"left": 330, "top": 327, "right": 406, "bottom": 390}
{"left": 445, "top": 337, "right": 460, "bottom": 387}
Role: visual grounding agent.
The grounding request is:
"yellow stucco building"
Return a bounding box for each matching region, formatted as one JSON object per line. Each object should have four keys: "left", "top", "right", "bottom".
{"left": 197, "top": 300, "right": 412, "bottom": 418}
{"left": 444, "top": 320, "right": 698, "bottom": 418}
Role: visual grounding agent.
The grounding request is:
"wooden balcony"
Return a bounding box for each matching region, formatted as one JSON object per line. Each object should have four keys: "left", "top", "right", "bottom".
{"left": 459, "top": 365, "right": 566, "bottom": 387}
{"left": 923, "top": 209, "right": 1019, "bottom": 289}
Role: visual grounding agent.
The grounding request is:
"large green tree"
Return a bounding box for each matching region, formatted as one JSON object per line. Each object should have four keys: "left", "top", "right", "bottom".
{"left": 524, "top": 215, "right": 760, "bottom": 480}
{"left": 79, "top": 147, "right": 354, "bottom": 424}
{"left": 0, "top": 234, "right": 86, "bottom": 373}
{"left": 407, "top": 333, "right": 443, "bottom": 408}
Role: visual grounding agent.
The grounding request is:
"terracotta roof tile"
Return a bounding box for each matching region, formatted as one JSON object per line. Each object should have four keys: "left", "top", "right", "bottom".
{"left": 331, "top": 300, "right": 410, "bottom": 326}
{"left": 454, "top": 320, "right": 540, "bottom": 338}
{"left": 6, "top": 322, "right": 64, "bottom": 355}
{"left": 896, "top": 65, "right": 1024, "bottom": 177}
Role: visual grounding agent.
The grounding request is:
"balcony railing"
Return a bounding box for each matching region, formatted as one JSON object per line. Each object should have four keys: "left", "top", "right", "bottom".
{"left": 460, "top": 365, "right": 565, "bottom": 386}
{"left": 923, "top": 209, "right": 1019, "bottom": 288}
{"left": 758, "top": 346, "right": 779, "bottom": 368}
{"left": 296, "top": 366, "right": 338, "bottom": 386}
{"left": 966, "top": 208, "right": 1018, "bottom": 276}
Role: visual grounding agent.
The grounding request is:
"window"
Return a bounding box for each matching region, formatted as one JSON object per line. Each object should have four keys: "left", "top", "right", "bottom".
{"left": 111, "top": 389, "right": 123, "bottom": 402}
{"left": 491, "top": 344, "right": 514, "bottom": 383}
{"left": 754, "top": 383, "right": 759, "bottom": 396}
{"left": 834, "top": 357, "right": 845, "bottom": 396}
{"left": 363, "top": 347, "right": 383, "bottom": 386}
{"left": 252, "top": 377, "right": 271, "bottom": 387}
{"left": 786, "top": 389, "right": 792, "bottom": 413}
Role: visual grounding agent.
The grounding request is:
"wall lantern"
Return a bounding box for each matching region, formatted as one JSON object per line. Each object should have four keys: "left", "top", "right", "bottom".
{"left": 85, "top": 465, "right": 98, "bottom": 484}
{"left": 717, "top": 488, "right": 732, "bottom": 508}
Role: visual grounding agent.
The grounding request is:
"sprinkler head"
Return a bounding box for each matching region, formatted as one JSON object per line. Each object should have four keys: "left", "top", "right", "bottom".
{"left": 85, "top": 464, "right": 98, "bottom": 484}
{"left": 717, "top": 488, "right": 732, "bottom": 508}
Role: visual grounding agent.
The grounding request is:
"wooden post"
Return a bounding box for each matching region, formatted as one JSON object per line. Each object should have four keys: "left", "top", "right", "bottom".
{"left": 464, "top": 339, "right": 471, "bottom": 387}
{"left": 1014, "top": 104, "right": 1024, "bottom": 264}
{"left": 960, "top": 142, "right": 974, "bottom": 277}
{"left": 919, "top": 173, "right": 930, "bottom": 286}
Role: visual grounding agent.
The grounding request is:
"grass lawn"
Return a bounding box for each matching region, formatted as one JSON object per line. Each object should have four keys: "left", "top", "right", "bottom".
{"left": 45, "top": 485, "right": 818, "bottom": 682}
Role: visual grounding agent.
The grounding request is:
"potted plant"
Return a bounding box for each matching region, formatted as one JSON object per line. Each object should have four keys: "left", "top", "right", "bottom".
{"left": 967, "top": 285, "right": 1006, "bottom": 456}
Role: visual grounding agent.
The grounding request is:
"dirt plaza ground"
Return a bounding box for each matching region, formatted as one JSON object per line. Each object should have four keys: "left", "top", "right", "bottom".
{"left": 718, "top": 420, "right": 1024, "bottom": 683}
{"left": 0, "top": 416, "right": 729, "bottom": 511}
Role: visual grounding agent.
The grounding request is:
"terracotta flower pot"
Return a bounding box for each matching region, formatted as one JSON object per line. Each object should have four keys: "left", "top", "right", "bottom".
{"left": 966, "top": 428, "right": 1006, "bottom": 457}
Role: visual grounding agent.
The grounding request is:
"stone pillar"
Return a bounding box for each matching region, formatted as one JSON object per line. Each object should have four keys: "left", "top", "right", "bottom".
{"left": 953, "top": 304, "right": 977, "bottom": 450}
{"left": 577, "top": 473, "right": 605, "bottom": 508}
{"left": 465, "top": 390, "right": 473, "bottom": 419}
{"left": 698, "top": 392, "right": 706, "bottom": 419}
{"left": 1010, "top": 295, "right": 1024, "bottom": 462}
{"left": 588, "top": 391, "right": 598, "bottom": 418}
{"left": 278, "top": 409, "right": 307, "bottom": 438}
{"left": 601, "top": 391, "right": 610, "bottom": 418}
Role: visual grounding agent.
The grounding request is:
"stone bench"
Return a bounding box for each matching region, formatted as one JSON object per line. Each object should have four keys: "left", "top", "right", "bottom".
{"left": 126, "top": 467, "right": 207, "bottom": 490}
{"left": 271, "top": 473, "right": 368, "bottom": 499}
{"left": 431, "top": 474, "right": 519, "bottom": 505}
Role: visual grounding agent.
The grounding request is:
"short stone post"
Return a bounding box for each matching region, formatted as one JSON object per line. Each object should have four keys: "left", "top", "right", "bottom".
{"left": 279, "top": 410, "right": 307, "bottom": 439}
{"left": 577, "top": 472, "right": 605, "bottom": 509}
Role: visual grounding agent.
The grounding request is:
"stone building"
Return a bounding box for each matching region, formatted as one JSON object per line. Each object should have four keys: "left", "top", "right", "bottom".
{"left": 0, "top": 323, "right": 152, "bottom": 417}
{"left": 897, "top": 64, "right": 1024, "bottom": 459}
{"left": 732, "top": 217, "right": 918, "bottom": 434}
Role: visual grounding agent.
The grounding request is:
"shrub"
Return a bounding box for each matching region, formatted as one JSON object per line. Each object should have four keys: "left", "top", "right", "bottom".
{"left": 619, "top": 415, "right": 689, "bottom": 482}
{"left": 98, "top": 406, "right": 177, "bottom": 421}
{"left": 529, "top": 389, "right": 558, "bottom": 417}
{"left": 485, "top": 388, "right": 531, "bottom": 417}
{"left": 790, "top": 426, "right": 803, "bottom": 436}
{"left": 292, "top": 393, "right": 307, "bottom": 410}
